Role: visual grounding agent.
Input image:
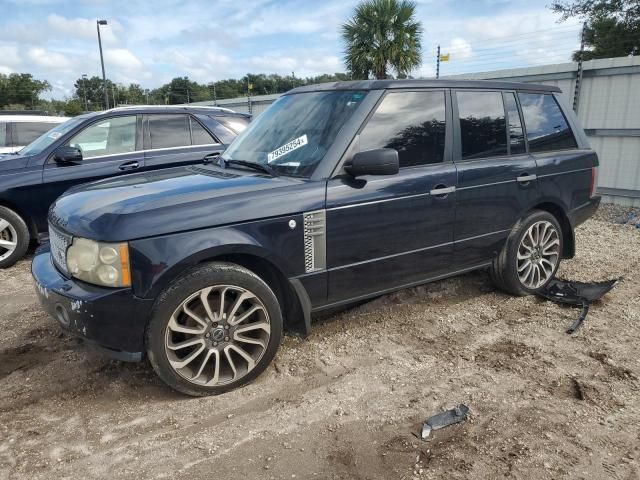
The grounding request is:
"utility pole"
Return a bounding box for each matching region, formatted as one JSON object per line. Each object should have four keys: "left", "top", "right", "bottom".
{"left": 291, "top": 71, "right": 295, "bottom": 89}
{"left": 145, "top": 89, "right": 149, "bottom": 104}
{"left": 436, "top": 45, "right": 440, "bottom": 79}
{"left": 82, "top": 74, "right": 88, "bottom": 111}
{"left": 186, "top": 88, "right": 190, "bottom": 103}
{"left": 96, "top": 19, "right": 109, "bottom": 109}
{"left": 573, "top": 22, "right": 587, "bottom": 113}
{"left": 212, "top": 82, "right": 217, "bottom": 105}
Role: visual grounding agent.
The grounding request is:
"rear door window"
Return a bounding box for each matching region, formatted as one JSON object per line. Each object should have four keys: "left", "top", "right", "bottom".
{"left": 457, "top": 91, "right": 507, "bottom": 160}
{"left": 148, "top": 114, "right": 191, "bottom": 149}
{"left": 359, "top": 90, "right": 447, "bottom": 167}
{"left": 518, "top": 93, "right": 577, "bottom": 152}
{"left": 14, "top": 122, "right": 57, "bottom": 146}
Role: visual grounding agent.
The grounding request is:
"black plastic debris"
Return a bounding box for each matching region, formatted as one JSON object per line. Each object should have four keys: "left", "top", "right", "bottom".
{"left": 536, "top": 277, "right": 621, "bottom": 334}
{"left": 421, "top": 404, "right": 469, "bottom": 440}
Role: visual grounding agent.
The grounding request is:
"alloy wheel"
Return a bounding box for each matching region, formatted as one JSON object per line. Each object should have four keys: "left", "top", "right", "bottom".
{"left": 164, "top": 285, "right": 271, "bottom": 386}
{"left": 516, "top": 220, "right": 560, "bottom": 289}
{"left": 0, "top": 219, "right": 18, "bottom": 262}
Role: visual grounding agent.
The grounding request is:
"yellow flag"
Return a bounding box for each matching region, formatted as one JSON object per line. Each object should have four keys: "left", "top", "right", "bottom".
{"left": 439, "top": 54, "right": 450, "bottom": 62}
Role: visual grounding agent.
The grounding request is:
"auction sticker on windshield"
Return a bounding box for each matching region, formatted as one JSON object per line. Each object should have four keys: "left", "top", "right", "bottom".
{"left": 267, "top": 135, "right": 308, "bottom": 163}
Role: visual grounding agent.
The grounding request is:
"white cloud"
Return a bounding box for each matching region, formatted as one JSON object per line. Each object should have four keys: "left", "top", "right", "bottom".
{"left": 0, "top": 45, "right": 22, "bottom": 68}
{"left": 47, "top": 14, "right": 122, "bottom": 44}
{"left": 27, "top": 47, "right": 73, "bottom": 69}
{"left": 104, "top": 48, "right": 143, "bottom": 71}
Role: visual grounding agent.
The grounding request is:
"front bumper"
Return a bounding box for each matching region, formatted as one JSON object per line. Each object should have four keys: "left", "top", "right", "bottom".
{"left": 569, "top": 196, "right": 601, "bottom": 228}
{"left": 32, "top": 245, "right": 154, "bottom": 362}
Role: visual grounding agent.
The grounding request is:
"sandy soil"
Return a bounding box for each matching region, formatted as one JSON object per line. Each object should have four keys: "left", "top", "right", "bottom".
{"left": 0, "top": 205, "right": 639, "bottom": 480}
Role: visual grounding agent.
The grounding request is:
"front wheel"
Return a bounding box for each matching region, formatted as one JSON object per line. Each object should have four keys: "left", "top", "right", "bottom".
{"left": 0, "top": 206, "right": 30, "bottom": 269}
{"left": 490, "top": 210, "right": 563, "bottom": 296}
{"left": 146, "top": 262, "right": 283, "bottom": 396}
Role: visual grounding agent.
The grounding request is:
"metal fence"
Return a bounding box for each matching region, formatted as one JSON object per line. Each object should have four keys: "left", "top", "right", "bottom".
{"left": 186, "top": 56, "right": 640, "bottom": 206}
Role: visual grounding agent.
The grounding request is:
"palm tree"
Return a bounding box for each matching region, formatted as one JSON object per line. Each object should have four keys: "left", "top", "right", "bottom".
{"left": 342, "top": 0, "right": 423, "bottom": 80}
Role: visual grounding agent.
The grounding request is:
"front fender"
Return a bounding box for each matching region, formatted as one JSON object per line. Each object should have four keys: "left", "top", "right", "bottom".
{"left": 129, "top": 215, "right": 305, "bottom": 299}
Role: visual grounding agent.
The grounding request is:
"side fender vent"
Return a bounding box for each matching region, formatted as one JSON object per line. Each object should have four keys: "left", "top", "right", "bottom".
{"left": 303, "top": 210, "right": 326, "bottom": 273}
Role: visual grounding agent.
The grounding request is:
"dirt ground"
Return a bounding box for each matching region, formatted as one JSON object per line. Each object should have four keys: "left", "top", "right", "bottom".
{"left": 1, "top": 205, "right": 639, "bottom": 480}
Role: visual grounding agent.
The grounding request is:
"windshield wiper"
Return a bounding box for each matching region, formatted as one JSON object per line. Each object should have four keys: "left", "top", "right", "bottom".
{"left": 223, "top": 159, "right": 278, "bottom": 177}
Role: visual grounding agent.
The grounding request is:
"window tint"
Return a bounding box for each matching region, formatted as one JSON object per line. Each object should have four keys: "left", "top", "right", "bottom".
{"left": 518, "top": 93, "right": 577, "bottom": 152}
{"left": 359, "top": 91, "right": 446, "bottom": 167}
{"left": 68, "top": 116, "right": 136, "bottom": 159}
{"left": 149, "top": 114, "right": 190, "bottom": 149}
{"left": 457, "top": 91, "right": 507, "bottom": 159}
{"left": 504, "top": 93, "right": 526, "bottom": 155}
{"left": 190, "top": 117, "right": 215, "bottom": 145}
{"left": 0, "top": 123, "right": 6, "bottom": 147}
{"left": 14, "top": 122, "right": 57, "bottom": 146}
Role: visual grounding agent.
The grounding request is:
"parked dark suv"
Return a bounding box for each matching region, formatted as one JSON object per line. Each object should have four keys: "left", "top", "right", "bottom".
{"left": 0, "top": 106, "right": 250, "bottom": 267}
{"left": 33, "top": 80, "right": 600, "bottom": 396}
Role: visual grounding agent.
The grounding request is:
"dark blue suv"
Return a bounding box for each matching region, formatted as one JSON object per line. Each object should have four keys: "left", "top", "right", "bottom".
{"left": 0, "top": 106, "right": 250, "bottom": 267}
{"left": 32, "top": 80, "right": 600, "bottom": 396}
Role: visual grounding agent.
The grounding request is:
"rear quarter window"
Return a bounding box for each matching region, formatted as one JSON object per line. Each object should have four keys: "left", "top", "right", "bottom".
{"left": 518, "top": 93, "right": 577, "bottom": 153}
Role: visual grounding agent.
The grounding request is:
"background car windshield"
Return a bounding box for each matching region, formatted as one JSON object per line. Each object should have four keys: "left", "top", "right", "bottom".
{"left": 222, "top": 90, "right": 367, "bottom": 177}
{"left": 19, "top": 116, "right": 86, "bottom": 156}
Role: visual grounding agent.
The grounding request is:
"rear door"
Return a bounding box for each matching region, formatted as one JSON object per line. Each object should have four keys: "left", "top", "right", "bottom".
{"left": 325, "top": 89, "right": 457, "bottom": 305}
{"left": 451, "top": 89, "right": 538, "bottom": 269}
{"left": 143, "top": 114, "right": 224, "bottom": 169}
{"left": 39, "top": 115, "right": 143, "bottom": 229}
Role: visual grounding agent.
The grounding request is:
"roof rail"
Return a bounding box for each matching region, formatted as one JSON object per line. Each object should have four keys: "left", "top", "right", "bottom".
{"left": 106, "top": 105, "right": 237, "bottom": 114}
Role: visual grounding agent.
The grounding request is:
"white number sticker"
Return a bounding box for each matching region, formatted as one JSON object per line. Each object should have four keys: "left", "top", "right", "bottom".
{"left": 267, "top": 135, "right": 308, "bottom": 163}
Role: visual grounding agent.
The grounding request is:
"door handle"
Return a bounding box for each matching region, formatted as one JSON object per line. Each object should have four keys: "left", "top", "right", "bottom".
{"left": 429, "top": 185, "right": 456, "bottom": 197}
{"left": 203, "top": 152, "right": 221, "bottom": 164}
{"left": 517, "top": 174, "right": 537, "bottom": 183}
{"left": 119, "top": 161, "right": 139, "bottom": 171}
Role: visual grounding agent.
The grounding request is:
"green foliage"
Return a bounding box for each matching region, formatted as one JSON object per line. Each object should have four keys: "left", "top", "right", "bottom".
{"left": 0, "top": 73, "right": 51, "bottom": 109}
{"left": 341, "top": 0, "right": 423, "bottom": 79}
{"left": 550, "top": 0, "right": 640, "bottom": 59}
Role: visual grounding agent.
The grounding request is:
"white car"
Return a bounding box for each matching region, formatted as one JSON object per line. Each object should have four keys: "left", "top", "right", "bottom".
{"left": 0, "top": 115, "right": 70, "bottom": 154}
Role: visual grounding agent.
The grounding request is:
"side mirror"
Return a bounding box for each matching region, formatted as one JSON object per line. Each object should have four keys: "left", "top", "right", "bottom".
{"left": 54, "top": 146, "right": 82, "bottom": 163}
{"left": 344, "top": 148, "right": 399, "bottom": 177}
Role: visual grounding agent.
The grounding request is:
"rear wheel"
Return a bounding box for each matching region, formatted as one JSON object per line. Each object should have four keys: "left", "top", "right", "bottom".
{"left": 0, "top": 206, "right": 30, "bottom": 269}
{"left": 490, "top": 210, "right": 563, "bottom": 296}
{"left": 146, "top": 262, "right": 283, "bottom": 396}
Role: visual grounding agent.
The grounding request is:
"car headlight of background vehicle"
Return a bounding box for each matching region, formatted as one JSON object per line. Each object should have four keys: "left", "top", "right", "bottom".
{"left": 66, "top": 237, "right": 131, "bottom": 287}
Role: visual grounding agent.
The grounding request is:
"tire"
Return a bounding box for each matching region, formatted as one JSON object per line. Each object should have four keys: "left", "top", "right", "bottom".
{"left": 490, "top": 210, "right": 563, "bottom": 296}
{"left": 0, "top": 206, "right": 30, "bottom": 269}
{"left": 146, "top": 262, "right": 283, "bottom": 396}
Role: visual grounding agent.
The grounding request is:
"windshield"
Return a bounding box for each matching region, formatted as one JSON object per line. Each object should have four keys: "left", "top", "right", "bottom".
{"left": 222, "top": 90, "right": 367, "bottom": 177}
{"left": 19, "top": 116, "right": 87, "bottom": 156}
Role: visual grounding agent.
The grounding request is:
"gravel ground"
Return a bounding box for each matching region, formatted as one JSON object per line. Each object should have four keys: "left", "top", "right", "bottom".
{"left": 0, "top": 208, "right": 639, "bottom": 480}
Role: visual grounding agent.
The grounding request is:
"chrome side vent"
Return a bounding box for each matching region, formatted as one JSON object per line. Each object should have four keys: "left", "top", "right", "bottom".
{"left": 303, "top": 210, "right": 326, "bottom": 273}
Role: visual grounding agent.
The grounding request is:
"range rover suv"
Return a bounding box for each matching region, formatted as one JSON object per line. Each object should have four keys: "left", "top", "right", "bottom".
{"left": 0, "top": 106, "right": 249, "bottom": 268}
{"left": 32, "top": 80, "right": 600, "bottom": 396}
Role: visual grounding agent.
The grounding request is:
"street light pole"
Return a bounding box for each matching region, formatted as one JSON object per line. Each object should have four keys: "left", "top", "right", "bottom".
{"left": 81, "top": 74, "right": 88, "bottom": 111}
{"left": 96, "top": 19, "right": 109, "bottom": 110}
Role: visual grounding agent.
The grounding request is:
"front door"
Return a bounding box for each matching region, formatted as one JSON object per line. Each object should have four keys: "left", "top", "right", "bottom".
{"left": 451, "top": 90, "right": 539, "bottom": 269}
{"left": 325, "top": 89, "right": 457, "bottom": 305}
{"left": 39, "top": 114, "right": 143, "bottom": 232}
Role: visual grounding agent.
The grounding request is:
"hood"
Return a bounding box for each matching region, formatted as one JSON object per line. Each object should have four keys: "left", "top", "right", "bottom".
{"left": 49, "top": 165, "right": 325, "bottom": 242}
{"left": 0, "top": 153, "right": 30, "bottom": 171}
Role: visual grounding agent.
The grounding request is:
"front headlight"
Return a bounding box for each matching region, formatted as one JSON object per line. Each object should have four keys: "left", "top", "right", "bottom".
{"left": 66, "top": 237, "right": 131, "bottom": 287}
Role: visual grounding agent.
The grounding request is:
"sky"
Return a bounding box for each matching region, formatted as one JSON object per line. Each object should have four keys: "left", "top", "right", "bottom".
{"left": 0, "top": 0, "right": 584, "bottom": 100}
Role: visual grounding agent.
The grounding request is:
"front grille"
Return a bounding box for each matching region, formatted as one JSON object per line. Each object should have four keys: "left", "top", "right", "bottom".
{"left": 48, "top": 224, "right": 71, "bottom": 274}
{"left": 303, "top": 210, "right": 326, "bottom": 273}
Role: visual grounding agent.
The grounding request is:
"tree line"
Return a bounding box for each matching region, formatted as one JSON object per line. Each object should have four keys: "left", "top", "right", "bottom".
{"left": 0, "top": 72, "right": 351, "bottom": 116}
